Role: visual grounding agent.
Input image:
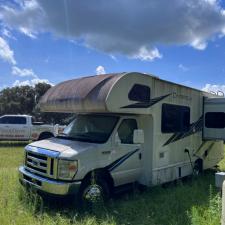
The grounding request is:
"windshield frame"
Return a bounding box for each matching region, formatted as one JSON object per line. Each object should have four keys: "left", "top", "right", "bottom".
{"left": 57, "top": 114, "right": 120, "bottom": 144}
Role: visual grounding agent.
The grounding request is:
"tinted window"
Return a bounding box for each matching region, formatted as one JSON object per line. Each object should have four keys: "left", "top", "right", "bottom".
{"left": 117, "top": 119, "right": 138, "bottom": 144}
{"left": 0, "top": 116, "right": 26, "bottom": 124}
{"left": 0, "top": 116, "right": 11, "bottom": 124}
{"left": 205, "top": 112, "right": 225, "bottom": 128}
{"left": 128, "top": 84, "right": 150, "bottom": 102}
{"left": 161, "top": 104, "right": 190, "bottom": 133}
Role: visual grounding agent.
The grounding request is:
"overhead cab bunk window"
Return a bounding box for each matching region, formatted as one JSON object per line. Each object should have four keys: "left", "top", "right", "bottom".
{"left": 128, "top": 84, "right": 150, "bottom": 102}
{"left": 161, "top": 103, "right": 190, "bottom": 133}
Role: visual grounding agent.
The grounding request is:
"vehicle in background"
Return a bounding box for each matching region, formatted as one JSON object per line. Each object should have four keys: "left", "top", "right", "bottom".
{"left": 0, "top": 115, "right": 65, "bottom": 141}
{"left": 19, "top": 72, "right": 225, "bottom": 204}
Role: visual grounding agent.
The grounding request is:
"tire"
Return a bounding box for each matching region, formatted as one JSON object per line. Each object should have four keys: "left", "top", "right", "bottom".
{"left": 78, "top": 174, "right": 110, "bottom": 208}
{"left": 193, "top": 159, "right": 203, "bottom": 177}
{"left": 38, "top": 132, "right": 54, "bottom": 140}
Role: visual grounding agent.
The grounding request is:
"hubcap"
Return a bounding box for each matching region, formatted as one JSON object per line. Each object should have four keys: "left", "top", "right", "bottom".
{"left": 83, "top": 184, "right": 103, "bottom": 202}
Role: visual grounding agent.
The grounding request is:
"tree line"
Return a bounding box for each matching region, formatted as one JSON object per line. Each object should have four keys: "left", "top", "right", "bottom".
{"left": 0, "top": 83, "right": 73, "bottom": 125}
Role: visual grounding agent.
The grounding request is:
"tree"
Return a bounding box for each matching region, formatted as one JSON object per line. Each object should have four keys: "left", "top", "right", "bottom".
{"left": 0, "top": 86, "right": 35, "bottom": 115}
{"left": 0, "top": 83, "right": 72, "bottom": 125}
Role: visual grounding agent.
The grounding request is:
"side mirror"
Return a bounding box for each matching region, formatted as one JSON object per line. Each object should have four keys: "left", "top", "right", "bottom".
{"left": 115, "top": 132, "right": 121, "bottom": 144}
{"left": 133, "top": 129, "right": 144, "bottom": 144}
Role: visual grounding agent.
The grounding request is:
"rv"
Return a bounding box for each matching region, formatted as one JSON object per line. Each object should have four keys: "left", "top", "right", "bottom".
{"left": 19, "top": 72, "right": 225, "bottom": 203}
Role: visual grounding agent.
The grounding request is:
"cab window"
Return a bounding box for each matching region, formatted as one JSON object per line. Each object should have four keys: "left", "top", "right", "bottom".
{"left": 0, "top": 117, "right": 10, "bottom": 124}
{"left": 0, "top": 116, "right": 26, "bottom": 124}
{"left": 117, "top": 119, "right": 137, "bottom": 144}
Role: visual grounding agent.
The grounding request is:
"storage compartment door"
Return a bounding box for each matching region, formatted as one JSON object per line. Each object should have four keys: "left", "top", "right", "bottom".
{"left": 203, "top": 98, "right": 225, "bottom": 140}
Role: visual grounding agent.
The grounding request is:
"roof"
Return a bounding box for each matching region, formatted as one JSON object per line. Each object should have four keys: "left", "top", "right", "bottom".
{"left": 39, "top": 71, "right": 212, "bottom": 114}
{"left": 39, "top": 73, "right": 126, "bottom": 113}
{"left": 0, "top": 115, "right": 32, "bottom": 117}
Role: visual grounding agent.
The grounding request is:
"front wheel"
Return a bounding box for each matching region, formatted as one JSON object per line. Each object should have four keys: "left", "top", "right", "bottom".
{"left": 79, "top": 176, "right": 110, "bottom": 208}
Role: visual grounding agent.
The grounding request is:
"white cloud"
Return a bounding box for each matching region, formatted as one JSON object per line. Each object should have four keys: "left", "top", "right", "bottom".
{"left": 96, "top": 65, "right": 106, "bottom": 75}
{"left": 12, "top": 66, "right": 37, "bottom": 78}
{"left": 1, "top": 27, "right": 15, "bottom": 39}
{"left": 1, "top": 0, "right": 225, "bottom": 60}
{"left": 0, "top": 37, "right": 16, "bottom": 64}
{"left": 13, "top": 78, "right": 53, "bottom": 87}
{"left": 110, "top": 55, "right": 117, "bottom": 61}
{"left": 12, "top": 66, "right": 53, "bottom": 87}
{"left": 19, "top": 27, "right": 36, "bottom": 39}
{"left": 131, "top": 47, "right": 162, "bottom": 61}
{"left": 202, "top": 84, "right": 225, "bottom": 95}
{"left": 178, "top": 64, "right": 189, "bottom": 72}
{"left": 190, "top": 39, "right": 208, "bottom": 50}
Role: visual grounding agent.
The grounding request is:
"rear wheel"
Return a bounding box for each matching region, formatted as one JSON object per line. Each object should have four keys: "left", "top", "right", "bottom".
{"left": 193, "top": 159, "right": 203, "bottom": 176}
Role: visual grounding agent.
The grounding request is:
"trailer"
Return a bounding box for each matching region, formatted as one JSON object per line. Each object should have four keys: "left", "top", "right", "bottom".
{"left": 19, "top": 72, "right": 225, "bottom": 203}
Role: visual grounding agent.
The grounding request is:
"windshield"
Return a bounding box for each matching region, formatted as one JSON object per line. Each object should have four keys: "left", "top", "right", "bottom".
{"left": 59, "top": 114, "right": 119, "bottom": 143}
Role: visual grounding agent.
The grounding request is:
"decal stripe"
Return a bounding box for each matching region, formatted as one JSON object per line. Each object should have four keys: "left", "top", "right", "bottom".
{"left": 163, "top": 116, "right": 203, "bottom": 146}
{"left": 105, "top": 148, "right": 140, "bottom": 172}
{"left": 121, "top": 94, "right": 171, "bottom": 109}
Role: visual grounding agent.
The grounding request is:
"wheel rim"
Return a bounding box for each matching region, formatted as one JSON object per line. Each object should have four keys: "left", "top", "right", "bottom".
{"left": 83, "top": 184, "right": 103, "bottom": 203}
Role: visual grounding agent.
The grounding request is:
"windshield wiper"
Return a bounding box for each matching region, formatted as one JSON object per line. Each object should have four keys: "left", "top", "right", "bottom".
{"left": 56, "top": 134, "right": 96, "bottom": 142}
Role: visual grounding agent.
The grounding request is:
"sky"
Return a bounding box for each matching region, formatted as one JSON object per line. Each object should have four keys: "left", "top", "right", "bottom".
{"left": 0, "top": 0, "right": 225, "bottom": 93}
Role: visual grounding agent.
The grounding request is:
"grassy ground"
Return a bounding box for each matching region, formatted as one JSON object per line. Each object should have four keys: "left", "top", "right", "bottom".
{"left": 0, "top": 143, "right": 223, "bottom": 225}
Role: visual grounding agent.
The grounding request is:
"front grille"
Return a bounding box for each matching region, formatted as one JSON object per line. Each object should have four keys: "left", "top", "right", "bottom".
{"left": 25, "top": 151, "right": 56, "bottom": 178}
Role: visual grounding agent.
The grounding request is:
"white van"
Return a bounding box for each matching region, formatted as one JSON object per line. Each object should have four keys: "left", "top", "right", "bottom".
{"left": 19, "top": 72, "right": 225, "bottom": 203}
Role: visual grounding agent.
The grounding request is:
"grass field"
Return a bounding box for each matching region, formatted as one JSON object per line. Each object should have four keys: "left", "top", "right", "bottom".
{"left": 0, "top": 143, "right": 224, "bottom": 225}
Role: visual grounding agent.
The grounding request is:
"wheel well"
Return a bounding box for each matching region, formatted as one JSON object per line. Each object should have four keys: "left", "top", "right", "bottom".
{"left": 82, "top": 169, "right": 114, "bottom": 191}
{"left": 194, "top": 158, "right": 203, "bottom": 172}
{"left": 38, "top": 132, "right": 54, "bottom": 140}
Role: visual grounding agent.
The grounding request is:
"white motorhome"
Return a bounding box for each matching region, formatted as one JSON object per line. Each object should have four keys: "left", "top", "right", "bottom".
{"left": 19, "top": 72, "right": 225, "bottom": 203}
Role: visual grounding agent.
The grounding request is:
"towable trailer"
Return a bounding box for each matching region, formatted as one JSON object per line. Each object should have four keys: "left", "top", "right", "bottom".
{"left": 19, "top": 72, "right": 225, "bottom": 203}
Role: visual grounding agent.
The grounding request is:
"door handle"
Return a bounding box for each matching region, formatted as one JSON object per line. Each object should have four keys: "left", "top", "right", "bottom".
{"left": 139, "top": 153, "right": 142, "bottom": 160}
{"left": 102, "top": 151, "right": 111, "bottom": 155}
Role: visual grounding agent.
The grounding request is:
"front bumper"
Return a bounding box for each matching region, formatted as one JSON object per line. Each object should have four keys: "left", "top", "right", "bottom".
{"left": 19, "top": 166, "right": 81, "bottom": 196}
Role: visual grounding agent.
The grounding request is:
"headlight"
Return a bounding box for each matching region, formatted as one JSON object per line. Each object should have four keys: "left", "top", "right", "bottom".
{"left": 57, "top": 159, "right": 78, "bottom": 180}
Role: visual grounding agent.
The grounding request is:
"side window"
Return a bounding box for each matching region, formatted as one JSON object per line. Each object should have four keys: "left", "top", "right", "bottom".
{"left": 13, "top": 117, "right": 27, "bottom": 125}
{"left": 161, "top": 104, "right": 190, "bottom": 133}
{"left": 117, "top": 119, "right": 138, "bottom": 144}
{"left": 205, "top": 112, "right": 225, "bottom": 128}
{"left": 0, "top": 116, "right": 26, "bottom": 125}
{"left": 0, "top": 116, "right": 10, "bottom": 124}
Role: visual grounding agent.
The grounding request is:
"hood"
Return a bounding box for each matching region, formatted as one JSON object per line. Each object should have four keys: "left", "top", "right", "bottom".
{"left": 28, "top": 137, "right": 99, "bottom": 157}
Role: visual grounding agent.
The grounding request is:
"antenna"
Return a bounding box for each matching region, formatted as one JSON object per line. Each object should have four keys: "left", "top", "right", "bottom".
{"left": 210, "top": 91, "right": 216, "bottom": 95}
{"left": 217, "top": 90, "right": 224, "bottom": 97}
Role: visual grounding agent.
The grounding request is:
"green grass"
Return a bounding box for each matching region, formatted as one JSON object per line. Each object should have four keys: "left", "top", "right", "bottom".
{"left": 0, "top": 143, "right": 223, "bottom": 225}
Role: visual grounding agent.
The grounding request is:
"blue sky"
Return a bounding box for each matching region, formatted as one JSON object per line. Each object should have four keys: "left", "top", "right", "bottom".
{"left": 1, "top": 0, "right": 225, "bottom": 93}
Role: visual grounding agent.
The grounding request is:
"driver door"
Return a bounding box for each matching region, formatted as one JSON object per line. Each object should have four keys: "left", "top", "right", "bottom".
{"left": 111, "top": 118, "right": 142, "bottom": 186}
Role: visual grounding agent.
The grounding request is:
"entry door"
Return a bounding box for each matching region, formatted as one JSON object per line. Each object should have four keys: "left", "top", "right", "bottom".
{"left": 203, "top": 97, "right": 225, "bottom": 140}
{"left": 112, "top": 118, "right": 142, "bottom": 186}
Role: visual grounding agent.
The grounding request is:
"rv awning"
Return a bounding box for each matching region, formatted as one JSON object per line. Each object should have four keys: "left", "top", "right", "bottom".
{"left": 39, "top": 73, "right": 126, "bottom": 113}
